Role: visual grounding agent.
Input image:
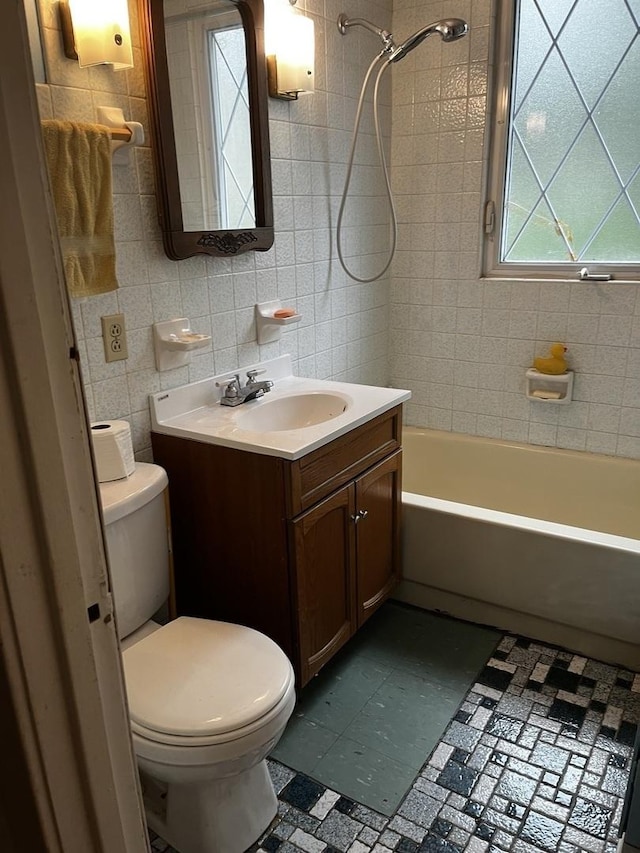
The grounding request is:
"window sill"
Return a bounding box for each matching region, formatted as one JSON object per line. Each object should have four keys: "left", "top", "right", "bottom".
{"left": 480, "top": 273, "right": 640, "bottom": 285}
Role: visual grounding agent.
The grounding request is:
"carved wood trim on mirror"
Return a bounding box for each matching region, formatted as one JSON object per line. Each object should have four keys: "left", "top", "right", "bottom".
{"left": 140, "top": 0, "right": 274, "bottom": 259}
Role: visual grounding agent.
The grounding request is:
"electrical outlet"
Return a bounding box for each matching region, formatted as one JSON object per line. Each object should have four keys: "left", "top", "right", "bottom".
{"left": 101, "top": 313, "right": 128, "bottom": 363}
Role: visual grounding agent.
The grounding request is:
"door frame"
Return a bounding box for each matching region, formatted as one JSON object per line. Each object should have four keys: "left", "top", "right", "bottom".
{"left": 0, "top": 2, "right": 148, "bottom": 850}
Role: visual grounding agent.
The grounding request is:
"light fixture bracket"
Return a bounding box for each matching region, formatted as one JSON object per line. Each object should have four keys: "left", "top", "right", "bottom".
{"left": 59, "top": 2, "right": 79, "bottom": 61}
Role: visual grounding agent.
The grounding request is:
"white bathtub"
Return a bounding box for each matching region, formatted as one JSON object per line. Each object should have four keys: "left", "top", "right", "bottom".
{"left": 396, "top": 428, "right": 640, "bottom": 669}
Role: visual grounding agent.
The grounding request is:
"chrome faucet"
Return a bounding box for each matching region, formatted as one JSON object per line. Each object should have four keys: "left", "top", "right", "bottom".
{"left": 245, "top": 368, "right": 274, "bottom": 398}
{"left": 216, "top": 369, "right": 273, "bottom": 407}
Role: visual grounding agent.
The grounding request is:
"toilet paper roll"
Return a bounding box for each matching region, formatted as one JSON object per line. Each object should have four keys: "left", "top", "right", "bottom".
{"left": 90, "top": 420, "right": 135, "bottom": 482}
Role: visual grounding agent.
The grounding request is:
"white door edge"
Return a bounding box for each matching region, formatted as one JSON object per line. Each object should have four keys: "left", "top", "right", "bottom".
{"left": 0, "top": 3, "right": 148, "bottom": 851}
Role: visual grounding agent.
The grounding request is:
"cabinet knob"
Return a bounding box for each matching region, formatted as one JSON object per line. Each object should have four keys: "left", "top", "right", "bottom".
{"left": 352, "top": 509, "right": 368, "bottom": 524}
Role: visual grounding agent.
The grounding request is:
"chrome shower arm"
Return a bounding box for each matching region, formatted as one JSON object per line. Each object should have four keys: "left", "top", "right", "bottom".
{"left": 337, "top": 14, "right": 395, "bottom": 53}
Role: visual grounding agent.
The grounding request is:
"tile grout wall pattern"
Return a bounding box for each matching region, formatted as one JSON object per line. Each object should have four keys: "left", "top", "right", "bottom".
{"left": 33, "top": 0, "right": 640, "bottom": 461}
{"left": 34, "top": 0, "right": 393, "bottom": 460}
{"left": 388, "top": 0, "right": 640, "bottom": 459}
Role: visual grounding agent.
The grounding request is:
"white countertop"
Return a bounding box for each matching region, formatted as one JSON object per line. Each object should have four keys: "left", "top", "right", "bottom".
{"left": 150, "top": 356, "right": 410, "bottom": 460}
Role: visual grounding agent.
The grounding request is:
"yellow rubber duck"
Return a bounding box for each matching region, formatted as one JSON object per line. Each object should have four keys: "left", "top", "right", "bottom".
{"left": 533, "top": 343, "right": 568, "bottom": 375}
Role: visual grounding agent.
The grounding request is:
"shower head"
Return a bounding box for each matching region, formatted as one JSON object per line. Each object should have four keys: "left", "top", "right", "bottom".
{"left": 337, "top": 13, "right": 468, "bottom": 64}
{"left": 388, "top": 18, "right": 469, "bottom": 62}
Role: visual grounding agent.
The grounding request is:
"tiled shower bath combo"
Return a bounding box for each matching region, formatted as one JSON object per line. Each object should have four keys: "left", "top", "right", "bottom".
{"left": 35, "top": 0, "right": 640, "bottom": 464}
{"left": 149, "top": 605, "right": 640, "bottom": 853}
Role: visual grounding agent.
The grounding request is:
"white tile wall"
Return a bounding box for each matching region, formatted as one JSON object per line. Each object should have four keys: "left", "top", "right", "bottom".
{"left": 389, "top": 0, "right": 640, "bottom": 459}
{"left": 35, "top": 0, "right": 640, "bottom": 461}
{"left": 35, "top": 0, "right": 392, "bottom": 460}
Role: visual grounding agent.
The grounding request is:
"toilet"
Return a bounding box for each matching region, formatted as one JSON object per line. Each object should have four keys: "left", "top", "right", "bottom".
{"left": 99, "top": 462, "right": 296, "bottom": 853}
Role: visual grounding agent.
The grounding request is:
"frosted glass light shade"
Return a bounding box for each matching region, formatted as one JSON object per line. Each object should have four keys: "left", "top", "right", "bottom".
{"left": 66, "top": 0, "right": 134, "bottom": 69}
{"left": 265, "top": 2, "right": 314, "bottom": 99}
{"left": 276, "top": 14, "right": 314, "bottom": 95}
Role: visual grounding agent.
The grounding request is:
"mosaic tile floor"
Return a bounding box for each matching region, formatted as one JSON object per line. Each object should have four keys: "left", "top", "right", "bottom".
{"left": 150, "top": 629, "right": 640, "bottom": 853}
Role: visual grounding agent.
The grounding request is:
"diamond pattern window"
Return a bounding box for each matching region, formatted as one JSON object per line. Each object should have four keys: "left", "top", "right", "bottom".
{"left": 209, "top": 27, "right": 255, "bottom": 230}
{"left": 485, "top": 0, "right": 640, "bottom": 280}
{"left": 164, "top": 5, "right": 254, "bottom": 233}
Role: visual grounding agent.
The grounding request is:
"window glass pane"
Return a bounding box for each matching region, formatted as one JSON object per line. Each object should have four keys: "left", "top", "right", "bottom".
{"left": 546, "top": 125, "right": 619, "bottom": 257}
{"left": 501, "top": 0, "right": 640, "bottom": 265}
{"left": 512, "top": 2, "right": 552, "bottom": 112}
{"left": 595, "top": 40, "right": 640, "bottom": 183}
{"left": 210, "top": 27, "right": 253, "bottom": 229}
{"left": 626, "top": 170, "right": 640, "bottom": 214}
{"left": 628, "top": 0, "right": 640, "bottom": 25}
{"left": 503, "top": 137, "right": 545, "bottom": 257}
{"left": 512, "top": 49, "right": 585, "bottom": 187}
{"left": 557, "top": 0, "right": 634, "bottom": 109}
{"left": 584, "top": 198, "right": 640, "bottom": 261}
{"left": 534, "top": 0, "right": 574, "bottom": 37}
{"left": 216, "top": 28, "right": 247, "bottom": 87}
{"left": 507, "top": 197, "right": 574, "bottom": 261}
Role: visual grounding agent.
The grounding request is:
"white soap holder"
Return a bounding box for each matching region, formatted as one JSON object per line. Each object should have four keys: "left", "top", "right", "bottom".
{"left": 255, "top": 301, "right": 301, "bottom": 345}
{"left": 154, "top": 318, "right": 211, "bottom": 372}
{"left": 526, "top": 368, "right": 574, "bottom": 404}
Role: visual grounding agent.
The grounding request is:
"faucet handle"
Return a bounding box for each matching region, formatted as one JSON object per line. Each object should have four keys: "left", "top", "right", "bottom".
{"left": 246, "top": 368, "right": 266, "bottom": 383}
{"left": 215, "top": 375, "right": 241, "bottom": 399}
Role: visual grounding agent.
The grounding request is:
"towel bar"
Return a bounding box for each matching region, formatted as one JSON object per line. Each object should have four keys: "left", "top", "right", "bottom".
{"left": 109, "top": 127, "right": 132, "bottom": 142}
{"left": 97, "top": 106, "right": 145, "bottom": 163}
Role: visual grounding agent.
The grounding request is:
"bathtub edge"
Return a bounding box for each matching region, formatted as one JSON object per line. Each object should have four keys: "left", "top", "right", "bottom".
{"left": 394, "top": 580, "right": 640, "bottom": 671}
{"left": 401, "top": 491, "right": 640, "bottom": 555}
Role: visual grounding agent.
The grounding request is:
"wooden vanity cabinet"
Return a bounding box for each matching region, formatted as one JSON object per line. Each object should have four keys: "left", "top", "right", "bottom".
{"left": 292, "top": 450, "right": 402, "bottom": 683}
{"left": 151, "top": 405, "right": 402, "bottom": 686}
{"left": 290, "top": 484, "right": 357, "bottom": 683}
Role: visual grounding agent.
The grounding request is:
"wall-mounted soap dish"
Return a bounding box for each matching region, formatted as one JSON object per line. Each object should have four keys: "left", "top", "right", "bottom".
{"left": 255, "top": 301, "right": 301, "bottom": 345}
{"left": 154, "top": 318, "right": 211, "bottom": 371}
{"left": 525, "top": 368, "right": 574, "bottom": 404}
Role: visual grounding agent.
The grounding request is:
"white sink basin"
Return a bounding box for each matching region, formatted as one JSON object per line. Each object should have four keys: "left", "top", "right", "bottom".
{"left": 235, "top": 392, "right": 350, "bottom": 432}
{"left": 149, "top": 355, "right": 411, "bottom": 459}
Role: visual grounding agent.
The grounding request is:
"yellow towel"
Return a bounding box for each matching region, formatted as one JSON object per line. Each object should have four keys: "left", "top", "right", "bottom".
{"left": 41, "top": 120, "right": 119, "bottom": 298}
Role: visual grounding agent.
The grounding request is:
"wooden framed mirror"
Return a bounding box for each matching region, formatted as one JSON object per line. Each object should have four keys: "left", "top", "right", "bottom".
{"left": 140, "top": 0, "right": 274, "bottom": 259}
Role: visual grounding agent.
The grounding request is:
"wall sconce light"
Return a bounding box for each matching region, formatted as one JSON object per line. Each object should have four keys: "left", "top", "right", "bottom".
{"left": 265, "top": 0, "right": 314, "bottom": 100}
{"left": 59, "top": 0, "right": 134, "bottom": 70}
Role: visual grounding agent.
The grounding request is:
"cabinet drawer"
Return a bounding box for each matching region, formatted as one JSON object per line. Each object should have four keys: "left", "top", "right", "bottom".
{"left": 286, "top": 406, "right": 402, "bottom": 516}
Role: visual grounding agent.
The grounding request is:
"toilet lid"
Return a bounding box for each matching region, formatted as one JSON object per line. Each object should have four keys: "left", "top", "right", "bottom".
{"left": 122, "top": 617, "right": 294, "bottom": 738}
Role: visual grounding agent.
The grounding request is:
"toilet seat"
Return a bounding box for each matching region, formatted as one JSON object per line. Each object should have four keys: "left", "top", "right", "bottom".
{"left": 131, "top": 681, "right": 295, "bottom": 756}
{"left": 123, "top": 616, "right": 294, "bottom": 742}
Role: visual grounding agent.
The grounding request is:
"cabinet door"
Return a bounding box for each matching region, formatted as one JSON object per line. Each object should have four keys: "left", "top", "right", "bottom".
{"left": 355, "top": 450, "right": 402, "bottom": 627}
{"left": 290, "top": 483, "right": 357, "bottom": 685}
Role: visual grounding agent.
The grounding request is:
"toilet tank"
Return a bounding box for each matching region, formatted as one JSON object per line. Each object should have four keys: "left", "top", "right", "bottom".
{"left": 99, "top": 463, "right": 170, "bottom": 640}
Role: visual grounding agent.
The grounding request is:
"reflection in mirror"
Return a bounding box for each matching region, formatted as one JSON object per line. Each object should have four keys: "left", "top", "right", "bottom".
{"left": 141, "top": 0, "right": 274, "bottom": 259}
{"left": 165, "top": 2, "right": 255, "bottom": 231}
